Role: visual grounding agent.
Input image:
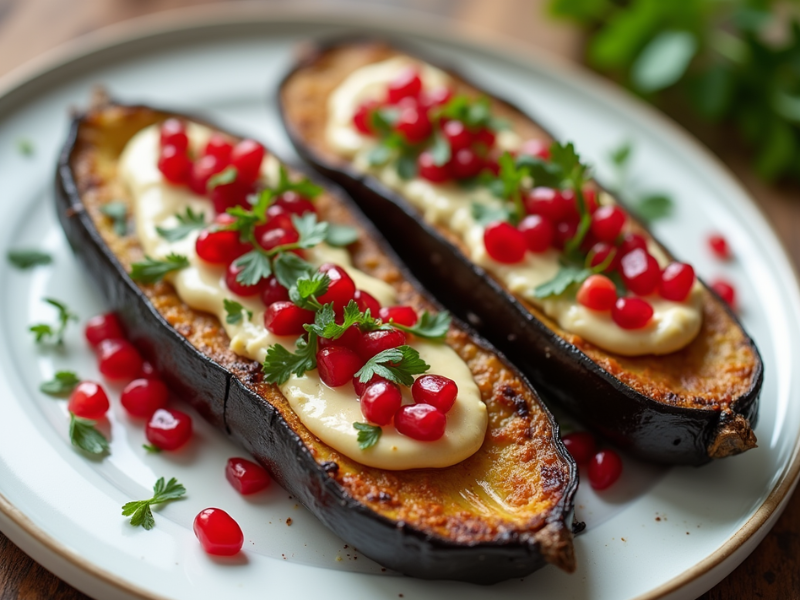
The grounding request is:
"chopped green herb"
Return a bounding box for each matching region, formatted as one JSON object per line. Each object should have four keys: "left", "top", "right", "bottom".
{"left": 534, "top": 265, "right": 592, "bottom": 299}
{"left": 292, "top": 213, "right": 329, "bottom": 250}
{"left": 633, "top": 194, "right": 673, "bottom": 223}
{"left": 7, "top": 249, "right": 52, "bottom": 269}
{"left": 121, "top": 477, "right": 186, "bottom": 530}
{"left": 272, "top": 252, "right": 314, "bottom": 290}
{"left": 29, "top": 298, "right": 78, "bottom": 345}
{"left": 325, "top": 224, "right": 359, "bottom": 247}
{"left": 69, "top": 412, "right": 109, "bottom": 455}
{"left": 232, "top": 250, "right": 272, "bottom": 287}
{"left": 396, "top": 150, "right": 418, "bottom": 180}
{"left": 17, "top": 138, "right": 34, "bottom": 156}
{"left": 40, "top": 371, "right": 80, "bottom": 396}
{"left": 355, "top": 345, "right": 430, "bottom": 387}
{"left": 207, "top": 166, "right": 238, "bottom": 190}
{"left": 471, "top": 203, "right": 514, "bottom": 227}
{"left": 223, "top": 299, "right": 253, "bottom": 325}
{"left": 130, "top": 254, "right": 189, "bottom": 284}
{"left": 142, "top": 444, "right": 162, "bottom": 454}
{"left": 391, "top": 310, "right": 451, "bottom": 341}
{"left": 430, "top": 130, "right": 451, "bottom": 166}
{"left": 155, "top": 207, "right": 206, "bottom": 242}
{"left": 288, "top": 271, "right": 329, "bottom": 310}
{"left": 100, "top": 202, "right": 128, "bottom": 237}
{"left": 262, "top": 332, "right": 319, "bottom": 384}
{"left": 353, "top": 422, "right": 382, "bottom": 450}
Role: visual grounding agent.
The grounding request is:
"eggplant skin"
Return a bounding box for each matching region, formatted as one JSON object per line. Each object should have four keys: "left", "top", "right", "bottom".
{"left": 278, "top": 40, "right": 763, "bottom": 466}
{"left": 54, "top": 100, "right": 578, "bottom": 584}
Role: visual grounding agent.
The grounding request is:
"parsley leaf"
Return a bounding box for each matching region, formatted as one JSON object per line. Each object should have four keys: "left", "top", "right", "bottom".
{"left": 439, "top": 95, "right": 499, "bottom": 130}
{"left": 471, "top": 203, "right": 514, "bottom": 227}
{"left": 353, "top": 422, "right": 382, "bottom": 450}
{"left": 155, "top": 208, "right": 207, "bottom": 242}
{"left": 325, "top": 224, "right": 359, "bottom": 247}
{"left": 40, "top": 371, "right": 80, "bottom": 396}
{"left": 233, "top": 250, "right": 272, "bottom": 286}
{"left": 292, "top": 213, "right": 329, "bottom": 249}
{"left": 430, "top": 130, "right": 451, "bottom": 166}
{"left": 274, "top": 165, "right": 323, "bottom": 199}
{"left": 100, "top": 202, "right": 128, "bottom": 236}
{"left": 17, "top": 138, "right": 34, "bottom": 156}
{"left": 355, "top": 345, "right": 430, "bottom": 387}
{"left": 633, "top": 193, "right": 673, "bottom": 223}
{"left": 391, "top": 310, "right": 451, "bottom": 340}
{"left": 29, "top": 298, "right": 78, "bottom": 345}
{"left": 7, "top": 249, "right": 52, "bottom": 269}
{"left": 142, "top": 444, "right": 162, "bottom": 454}
{"left": 121, "top": 477, "right": 186, "bottom": 530}
{"left": 273, "top": 252, "right": 314, "bottom": 290}
{"left": 515, "top": 153, "right": 565, "bottom": 188}
{"left": 207, "top": 166, "right": 237, "bottom": 190}
{"left": 223, "top": 299, "right": 252, "bottom": 325}
{"left": 289, "top": 271, "right": 330, "bottom": 310}
{"left": 69, "top": 412, "right": 109, "bottom": 455}
{"left": 262, "top": 333, "right": 318, "bottom": 384}
{"left": 534, "top": 265, "right": 592, "bottom": 299}
{"left": 130, "top": 254, "right": 189, "bottom": 284}
{"left": 396, "top": 149, "right": 418, "bottom": 180}
{"left": 306, "top": 301, "right": 381, "bottom": 341}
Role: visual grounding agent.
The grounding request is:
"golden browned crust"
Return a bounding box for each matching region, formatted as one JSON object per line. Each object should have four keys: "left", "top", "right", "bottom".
{"left": 69, "top": 102, "right": 575, "bottom": 570}
{"left": 280, "top": 42, "right": 759, "bottom": 413}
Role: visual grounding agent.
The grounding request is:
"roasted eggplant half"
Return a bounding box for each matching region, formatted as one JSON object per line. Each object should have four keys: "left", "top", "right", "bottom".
{"left": 55, "top": 99, "right": 578, "bottom": 583}
{"left": 278, "top": 41, "right": 762, "bottom": 465}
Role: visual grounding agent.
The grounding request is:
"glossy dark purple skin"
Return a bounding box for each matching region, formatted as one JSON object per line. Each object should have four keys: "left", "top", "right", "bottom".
{"left": 277, "top": 41, "right": 762, "bottom": 466}
{"left": 54, "top": 105, "right": 577, "bottom": 584}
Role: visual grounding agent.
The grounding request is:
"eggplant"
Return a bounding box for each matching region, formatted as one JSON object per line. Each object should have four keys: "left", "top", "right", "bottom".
{"left": 54, "top": 99, "right": 578, "bottom": 583}
{"left": 278, "top": 40, "right": 762, "bottom": 465}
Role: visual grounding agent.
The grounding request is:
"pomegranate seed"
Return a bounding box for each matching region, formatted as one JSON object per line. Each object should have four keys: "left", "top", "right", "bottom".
{"left": 159, "top": 119, "right": 188, "bottom": 152}
{"left": 139, "top": 361, "right": 158, "bottom": 380}
{"left": 587, "top": 242, "right": 617, "bottom": 271}
{"left": 225, "top": 457, "right": 271, "bottom": 495}
{"left": 660, "top": 262, "right": 695, "bottom": 302}
{"left": 708, "top": 233, "right": 732, "bottom": 260}
{"left": 318, "top": 325, "right": 361, "bottom": 350}
{"left": 85, "top": 313, "right": 124, "bottom": 347}
{"left": 618, "top": 232, "right": 647, "bottom": 257}
{"left": 612, "top": 297, "right": 654, "bottom": 329}
{"left": 387, "top": 67, "right": 422, "bottom": 103}
{"left": 394, "top": 404, "right": 446, "bottom": 441}
{"left": 417, "top": 151, "right": 450, "bottom": 182}
{"left": 317, "top": 264, "right": 356, "bottom": 312}
{"left": 711, "top": 279, "right": 736, "bottom": 309}
{"left": 577, "top": 275, "right": 617, "bottom": 311}
{"left": 519, "top": 139, "right": 550, "bottom": 160}
{"left": 356, "top": 328, "right": 407, "bottom": 361}
{"left": 395, "top": 105, "right": 432, "bottom": 143}
{"left": 591, "top": 206, "right": 627, "bottom": 242}
{"left": 196, "top": 229, "right": 249, "bottom": 264}
{"left": 230, "top": 139, "right": 265, "bottom": 186}
{"left": 97, "top": 338, "right": 143, "bottom": 381}
{"left": 557, "top": 188, "right": 596, "bottom": 222}
{"left": 275, "top": 192, "right": 316, "bottom": 216}
{"left": 360, "top": 380, "right": 403, "bottom": 425}
{"left": 258, "top": 227, "right": 299, "bottom": 252}
{"left": 412, "top": 374, "right": 458, "bottom": 412}
{"left": 264, "top": 302, "right": 315, "bottom": 336}
{"left": 449, "top": 147, "right": 483, "bottom": 179}
{"left": 146, "top": 408, "right": 192, "bottom": 450}
{"left": 353, "top": 374, "right": 389, "bottom": 396}
{"left": 484, "top": 222, "right": 526, "bottom": 263}
{"left": 209, "top": 180, "right": 251, "bottom": 214}
{"left": 204, "top": 133, "right": 233, "bottom": 162}
{"left": 562, "top": 432, "right": 596, "bottom": 464}
{"left": 316, "top": 346, "right": 363, "bottom": 387}
{"left": 225, "top": 261, "right": 266, "bottom": 297}
{"left": 379, "top": 306, "right": 418, "bottom": 327}
{"left": 553, "top": 219, "right": 579, "bottom": 250}
{"left": 263, "top": 206, "right": 295, "bottom": 232}
{"left": 419, "top": 86, "right": 452, "bottom": 108}
{"left": 353, "top": 290, "right": 381, "bottom": 315}
{"left": 189, "top": 154, "right": 226, "bottom": 195}
{"left": 193, "top": 508, "right": 243, "bottom": 556}
{"left": 260, "top": 276, "right": 290, "bottom": 306}
{"left": 582, "top": 188, "right": 598, "bottom": 214}
{"left": 68, "top": 381, "right": 109, "bottom": 420}
{"left": 525, "top": 187, "right": 569, "bottom": 222}
{"left": 588, "top": 449, "right": 623, "bottom": 490}
{"left": 442, "top": 120, "right": 472, "bottom": 151}
{"left": 121, "top": 378, "right": 169, "bottom": 418}
{"left": 482, "top": 149, "right": 502, "bottom": 176}
{"left": 353, "top": 100, "right": 378, "bottom": 134}
{"left": 472, "top": 128, "right": 496, "bottom": 149}
{"left": 619, "top": 248, "right": 660, "bottom": 296}
{"left": 158, "top": 145, "right": 191, "bottom": 184}
{"left": 518, "top": 214, "right": 554, "bottom": 253}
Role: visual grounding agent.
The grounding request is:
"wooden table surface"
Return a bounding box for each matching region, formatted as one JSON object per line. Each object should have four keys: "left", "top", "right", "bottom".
{"left": 1, "top": 0, "right": 799, "bottom": 598}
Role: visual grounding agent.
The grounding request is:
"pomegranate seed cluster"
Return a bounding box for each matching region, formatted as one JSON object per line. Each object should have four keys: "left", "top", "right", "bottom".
{"left": 562, "top": 431, "right": 623, "bottom": 491}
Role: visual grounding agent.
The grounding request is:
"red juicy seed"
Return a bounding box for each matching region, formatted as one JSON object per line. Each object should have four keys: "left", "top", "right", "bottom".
{"left": 394, "top": 404, "right": 446, "bottom": 441}
{"left": 591, "top": 206, "right": 627, "bottom": 242}
{"left": 264, "top": 302, "right": 315, "bottom": 336}
{"left": 262, "top": 206, "right": 295, "bottom": 232}
{"left": 417, "top": 151, "right": 450, "bottom": 183}
{"left": 146, "top": 408, "right": 193, "bottom": 451}
{"left": 557, "top": 188, "right": 597, "bottom": 222}
{"left": 588, "top": 449, "right": 623, "bottom": 491}
{"left": 159, "top": 119, "right": 188, "bottom": 153}
{"left": 316, "top": 346, "right": 364, "bottom": 387}
{"left": 316, "top": 264, "right": 357, "bottom": 312}
{"left": 189, "top": 154, "right": 226, "bottom": 195}
{"left": 97, "top": 338, "right": 143, "bottom": 381}
{"left": 412, "top": 374, "right": 458, "bottom": 413}
{"left": 553, "top": 219, "right": 579, "bottom": 250}
{"left": 356, "top": 328, "right": 407, "bottom": 361}
{"left": 562, "top": 432, "right": 596, "bottom": 464}
{"left": 204, "top": 133, "right": 233, "bottom": 162}
{"left": 360, "top": 381, "right": 403, "bottom": 425}
{"left": 711, "top": 279, "right": 736, "bottom": 309}
{"left": 708, "top": 233, "right": 732, "bottom": 260}
{"left": 660, "top": 262, "right": 695, "bottom": 302}
{"left": 483, "top": 149, "right": 502, "bottom": 176}
{"left": 120, "top": 378, "right": 169, "bottom": 418}
{"left": 618, "top": 233, "right": 647, "bottom": 257}
{"left": 85, "top": 313, "right": 124, "bottom": 347}
{"left": 612, "top": 297, "right": 654, "bottom": 329}
{"left": 525, "top": 187, "right": 569, "bottom": 222}
{"left": 225, "top": 261, "right": 267, "bottom": 297}
{"left": 353, "top": 374, "right": 389, "bottom": 396}
{"left": 484, "top": 222, "right": 526, "bottom": 263}
{"left": 258, "top": 227, "right": 299, "bottom": 252}
{"left": 209, "top": 180, "right": 251, "bottom": 214}
{"left": 387, "top": 67, "right": 422, "bottom": 103}
{"left": 518, "top": 214, "right": 554, "bottom": 253}
{"left": 449, "top": 147, "right": 483, "bottom": 179}
{"left": 225, "top": 457, "right": 271, "bottom": 495}
{"left": 354, "top": 290, "right": 381, "bottom": 316}
{"left": 395, "top": 106, "right": 432, "bottom": 143}
{"left": 230, "top": 139, "right": 265, "bottom": 186}
{"left": 68, "top": 381, "right": 110, "bottom": 420}
{"left": 193, "top": 508, "right": 243, "bottom": 556}
{"left": 318, "top": 325, "right": 361, "bottom": 350}
{"left": 519, "top": 139, "right": 550, "bottom": 160}
{"left": 577, "top": 275, "right": 617, "bottom": 311}
{"left": 139, "top": 361, "right": 158, "bottom": 380}
{"left": 472, "top": 128, "right": 496, "bottom": 150}
{"left": 353, "top": 100, "right": 379, "bottom": 135}
{"left": 196, "top": 229, "right": 249, "bottom": 264}
{"left": 419, "top": 86, "right": 453, "bottom": 109}
{"left": 158, "top": 145, "right": 191, "bottom": 185}
{"left": 379, "top": 306, "right": 418, "bottom": 327}
{"left": 260, "top": 276, "right": 290, "bottom": 306}
{"left": 583, "top": 188, "right": 598, "bottom": 214}
{"left": 215, "top": 213, "right": 236, "bottom": 226}
{"left": 619, "top": 248, "right": 660, "bottom": 296}
{"left": 442, "top": 120, "right": 472, "bottom": 151}
{"left": 587, "top": 242, "right": 618, "bottom": 271}
{"left": 275, "top": 192, "right": 316, "bottom": 216}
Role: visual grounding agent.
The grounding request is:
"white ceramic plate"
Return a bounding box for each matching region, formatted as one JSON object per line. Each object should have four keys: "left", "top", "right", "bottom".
{"left": 0, "top": 6, "right": 798, "bottom": 600}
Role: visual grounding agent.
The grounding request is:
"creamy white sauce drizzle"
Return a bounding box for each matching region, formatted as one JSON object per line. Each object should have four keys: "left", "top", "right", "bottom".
{"left": 325, "top": 57, "right": 702, "bottom": 356}
{"left": 119, "top": 124, "right": 488, "bottom": 469}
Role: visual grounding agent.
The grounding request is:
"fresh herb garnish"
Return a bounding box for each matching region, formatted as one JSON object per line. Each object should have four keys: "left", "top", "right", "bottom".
{"left": 129, "top": 253, "right": 189, "bottom": 284}
{"left": 534, "top": 265, "right": 592, "bottom": 299}
{"left": 634, "top": 194, "right": 673, "bottom": 223}
{"left": 223, "top": 299, "right": 253, "bottom": 325}
{"left": 272, "top": 252, "right": 315, "bottom": 290}
{"left": 121, "top": 477, "right": 186, "bottom": 530}
{"left": 355, "top": 345, "right": 430, "bottom": 387}
{"left": 17, "top": 138, "right": 34, "bottom": 156}
{"left": 325, "top": 223, "right": 359, "bottom": 247}
{"left": 262, "top": 332, "right": 319, "bottom": 385}
{"left": 29, "top": 298, "right": 78, "bottom": 345}
{"left": 7, "top": 249, "right": 52, "bottom": 269}
{"left": 437, "top": 95, "right": 508, "bottom": 131}
{"left": 390, "top": 310, "right": 451, "bottom": 340}
{"left": 471, "top": 202, "right": 514, "bottom": 227}
{"left": 207, "top": 166, "right": 238, "bottom": 190}
{"left": 100, "top": 202, "right": 128, "bottom": 236}
{"left": 353, "top": 422, "right": 382, "bottom": 450}
{"left": 40, "top": 371, "right": 80, "bottom": 396}
{"left": 232, "top": 250, "right": 273, "bottom": 287}
{"left": 142, "top": 444, "right": 162, "bottom": 454}
{"left": 69, "top": 412, "right": 109, "bottom": 455}
{"left": 430, "top": 130, "right": 452, "bottom": 166}
{"left": 288, "top": 271, "right": 330, "bottom": 310}
{"left": 607, "top": 141, "right": 674, "bottom": 224}
{"left": 155, "top": 207, "right": 206, "bottom": 242}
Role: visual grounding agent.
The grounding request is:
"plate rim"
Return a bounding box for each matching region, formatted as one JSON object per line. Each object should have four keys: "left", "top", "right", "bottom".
{"left": 0, "top": 4, "right": 798, "bottom": 600}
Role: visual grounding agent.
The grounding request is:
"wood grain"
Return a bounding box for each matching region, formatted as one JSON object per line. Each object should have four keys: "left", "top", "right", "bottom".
{"left": 1, "top": 0, "right": 798, "bottom": 598}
